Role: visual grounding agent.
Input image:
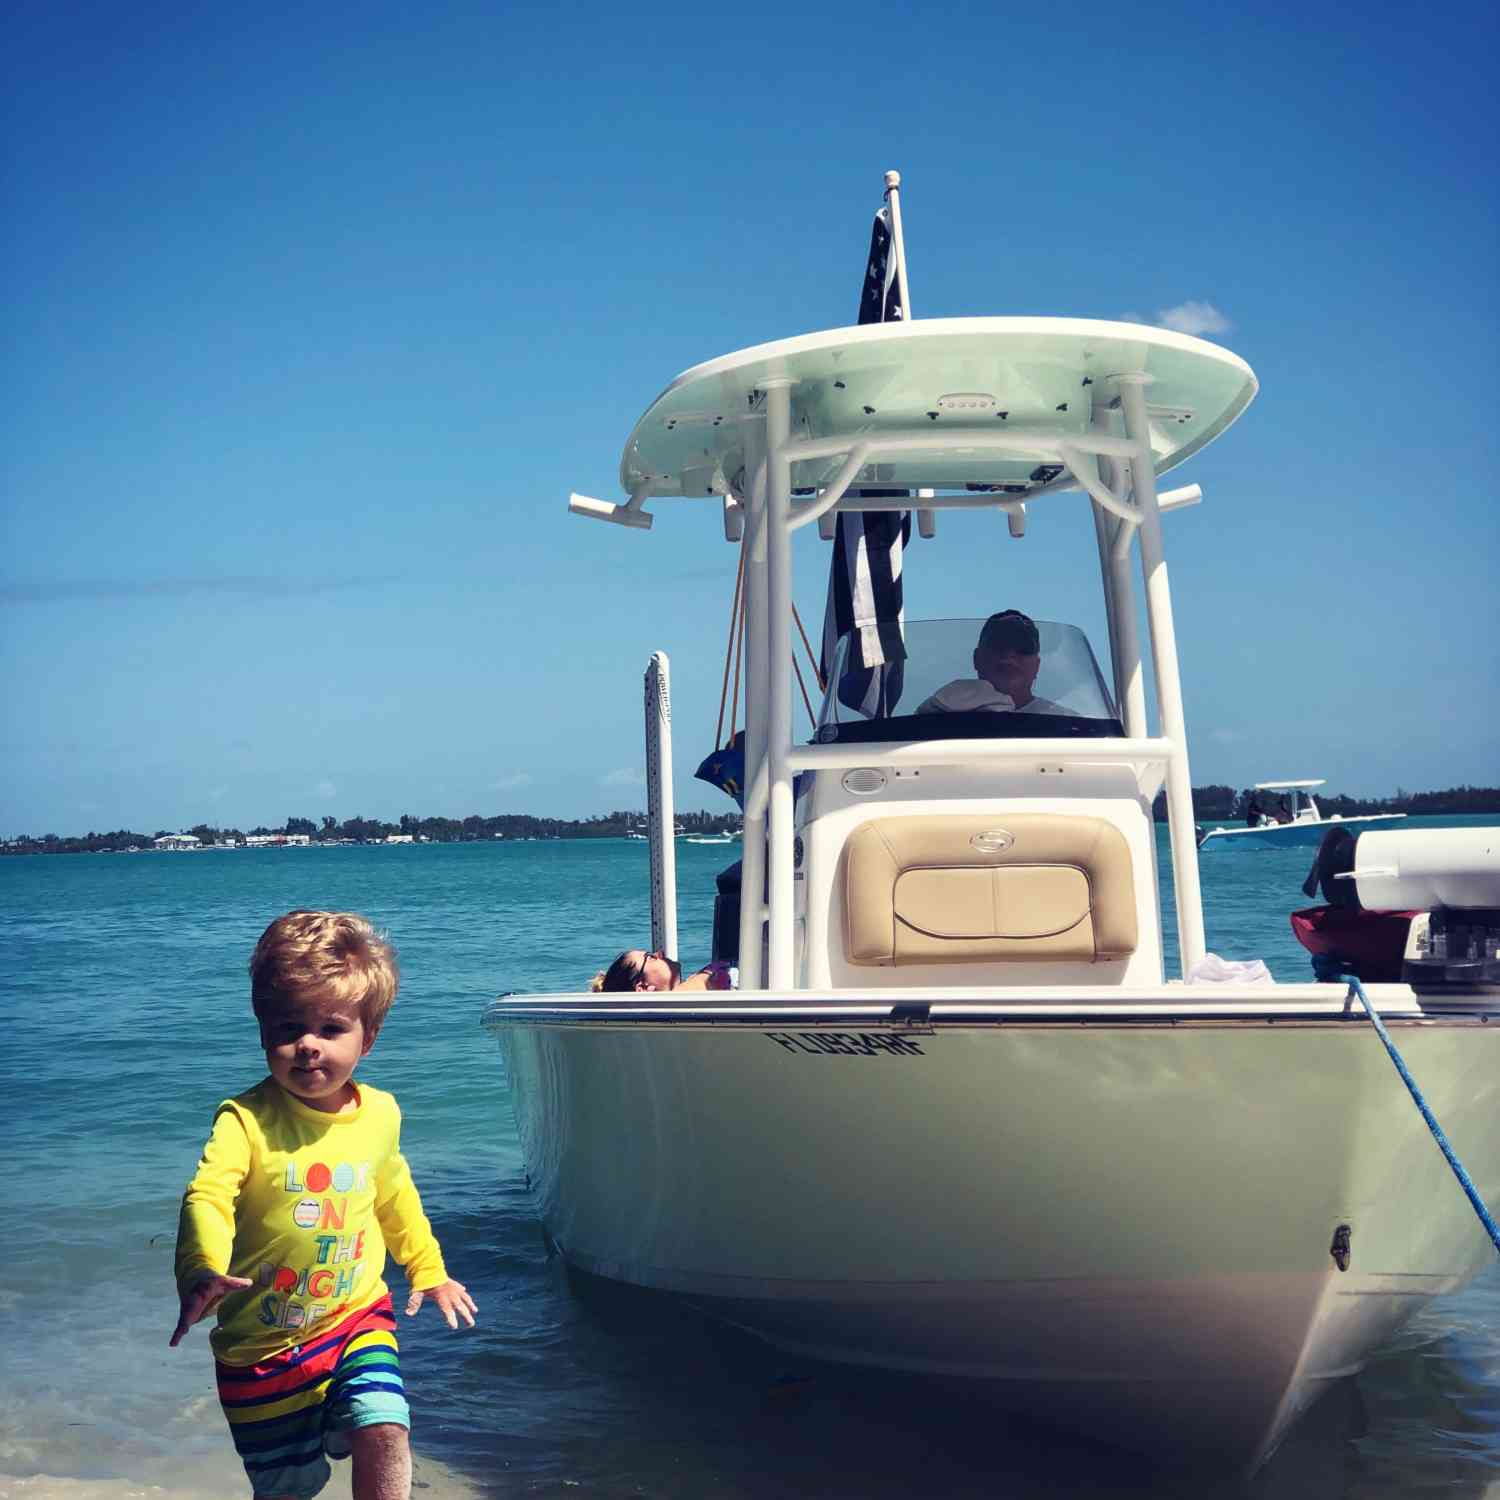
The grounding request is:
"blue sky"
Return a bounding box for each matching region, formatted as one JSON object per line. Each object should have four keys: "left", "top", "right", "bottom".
{"left": 4, "top": 0, "right": 1496, "bottom": 836}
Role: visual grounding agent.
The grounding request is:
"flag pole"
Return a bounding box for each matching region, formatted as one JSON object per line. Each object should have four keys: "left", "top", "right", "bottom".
{"left": 884, "top": 169, "right": 931, "bottom": 537}
{"left": 883, "top": 169, "right": 912, "bottom": 319}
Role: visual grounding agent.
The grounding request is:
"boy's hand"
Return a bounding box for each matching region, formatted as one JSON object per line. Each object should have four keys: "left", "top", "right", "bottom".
{"left": 405, "top": 1279, "right": 477, "bottom": 1330}
{"left": 170, "top": 1273, "right": 253, "bottom": 1346}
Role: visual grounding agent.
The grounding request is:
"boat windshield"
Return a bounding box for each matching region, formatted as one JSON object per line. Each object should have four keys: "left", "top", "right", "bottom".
{"left": 815, "top": 618, "right": 1120, "bottom": 743}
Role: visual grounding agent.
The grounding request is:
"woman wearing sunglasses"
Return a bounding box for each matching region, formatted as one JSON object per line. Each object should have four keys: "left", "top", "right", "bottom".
{"left": 589, "top": 949, "right": 736, "bottom": 993}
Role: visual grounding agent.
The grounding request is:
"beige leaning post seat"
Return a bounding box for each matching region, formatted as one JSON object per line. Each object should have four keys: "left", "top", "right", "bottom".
{"left": 843, "top": 813, "right": 1138, "bottom": 966}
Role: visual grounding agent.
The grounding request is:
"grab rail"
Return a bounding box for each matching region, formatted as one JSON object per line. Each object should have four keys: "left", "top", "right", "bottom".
{"left": 743, "top": 736, "right": 1177, "bottom": 820}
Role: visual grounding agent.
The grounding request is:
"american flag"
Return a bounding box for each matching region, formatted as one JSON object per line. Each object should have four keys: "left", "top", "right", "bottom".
{"left": 819, "top": 201, "right": 911, "bottom": 717}
{"left": 859, "top": 204, "right": 904, "bottom": 325}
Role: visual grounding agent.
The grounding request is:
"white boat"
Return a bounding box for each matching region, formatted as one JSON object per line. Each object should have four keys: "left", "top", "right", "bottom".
{"left": 484, "top": 197, "right": 1499, "bottom": 1475}
{"left": 1198, "top": 779, "right": 1407, "bottom": 851}
{"left": 683, "top": 832, "right": 734, "bottom": 845}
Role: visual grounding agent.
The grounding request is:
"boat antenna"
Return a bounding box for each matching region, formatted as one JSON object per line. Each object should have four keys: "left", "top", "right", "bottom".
{"left": 712, "top": 534, "right": 818, "bottom": 747}
{"left": 792, "top": 604, "right": 822, "bottom": 692}
{"left": 714, "top": 534, "right": 747, "bottom": 750}
{"left": 789, "top": 643, "right": 817, "bottom": 730}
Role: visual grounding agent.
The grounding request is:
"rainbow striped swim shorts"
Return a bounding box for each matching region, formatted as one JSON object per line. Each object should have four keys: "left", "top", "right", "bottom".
{"left": 216, "top": 1296, "right": 409, "bottom": 1499}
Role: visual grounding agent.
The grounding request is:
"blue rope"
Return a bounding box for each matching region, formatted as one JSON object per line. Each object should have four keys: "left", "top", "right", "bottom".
{"left": 1313, "top": 953, "right": 1500, "bottom": 1255}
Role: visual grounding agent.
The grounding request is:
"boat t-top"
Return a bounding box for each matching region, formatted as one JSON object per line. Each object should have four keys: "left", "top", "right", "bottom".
{"left": 1197, "top": 778, "right": 1408, "bottom": 850}
{"left": 483, "top": 177, "right": 1499, "bottom": 1475}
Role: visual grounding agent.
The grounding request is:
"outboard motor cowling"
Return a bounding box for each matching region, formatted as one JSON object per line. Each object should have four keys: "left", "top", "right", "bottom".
{"left": 1335, "top": 827, "right": 1500, "bottom": 914}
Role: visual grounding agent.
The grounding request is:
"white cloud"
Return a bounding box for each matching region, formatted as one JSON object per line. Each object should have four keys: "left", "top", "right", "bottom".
{"left": 1116, "top": 302, "right": 1233, "bottom": 337}
{"left": 1155, "top": 300, "right": 1232, "bottom": 336}
{"left": 493, "top": 771, "right": 533, "bottom": 790}
{"left": 2, "top": 575, "right": 396, "bottom": 605}
{"left": 601, "top": 767, "right": 646, "bottom": 787}
{"left": 315, "top": 779, "right": 337, "bottom": 799}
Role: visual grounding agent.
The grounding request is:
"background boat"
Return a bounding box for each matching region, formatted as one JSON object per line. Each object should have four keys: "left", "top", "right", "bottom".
{"left": 1199, "top": 779, "right": 1408, "bottom": 851}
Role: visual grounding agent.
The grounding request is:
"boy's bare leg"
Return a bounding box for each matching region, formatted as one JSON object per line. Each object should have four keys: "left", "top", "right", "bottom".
{"left": 348, "top": 1423, "right": 412, "bottom": 1500}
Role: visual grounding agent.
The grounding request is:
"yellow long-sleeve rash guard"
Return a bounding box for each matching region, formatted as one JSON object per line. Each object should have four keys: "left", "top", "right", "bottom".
{"left": 175, "top": 1077, "right": 448, "bottom": 1364}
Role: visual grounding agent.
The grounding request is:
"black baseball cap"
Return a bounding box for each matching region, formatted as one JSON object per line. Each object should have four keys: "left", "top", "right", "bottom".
{"left": 978, "top": 610, "right": 1040, "bottom": 655}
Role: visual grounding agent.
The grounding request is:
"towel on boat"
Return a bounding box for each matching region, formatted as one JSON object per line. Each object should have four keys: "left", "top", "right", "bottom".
{"left": 1187, "top": 953, "right": 1274, "bottom": 985}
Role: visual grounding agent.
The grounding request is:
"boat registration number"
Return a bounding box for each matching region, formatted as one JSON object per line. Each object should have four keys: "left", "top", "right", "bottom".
{"left": 765, "top": 1031, "right": 925, "bottom": 1057}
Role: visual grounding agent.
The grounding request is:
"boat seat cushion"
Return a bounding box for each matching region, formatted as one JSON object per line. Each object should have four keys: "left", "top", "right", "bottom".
{"left": 843, "top": 813, "right": 1137, "bottom": 965}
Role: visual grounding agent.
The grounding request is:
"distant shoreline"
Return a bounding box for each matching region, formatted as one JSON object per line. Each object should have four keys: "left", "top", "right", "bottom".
{"left": 5, "top": 788, "right": 1496, "bottom": 856}
{"left": 1, "top": 809, "right": 743, "bottom": 856}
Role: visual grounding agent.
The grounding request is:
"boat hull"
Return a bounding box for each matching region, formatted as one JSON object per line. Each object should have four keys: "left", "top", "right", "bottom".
{"left": 489, "top": 996, "right": 1499, "bottom": 1470}
{"left": 1198, "top": 814, "right": 1406, "bottom": 850}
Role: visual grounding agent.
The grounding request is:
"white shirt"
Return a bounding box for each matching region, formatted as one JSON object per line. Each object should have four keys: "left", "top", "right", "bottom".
{"left": 915, "top": 679, "right": 1079, "bottom": 716}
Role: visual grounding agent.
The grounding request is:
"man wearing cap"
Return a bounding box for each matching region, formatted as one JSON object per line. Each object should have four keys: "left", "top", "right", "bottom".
{"left": 915, "top": 610, "right": 1077, "bottom": 717}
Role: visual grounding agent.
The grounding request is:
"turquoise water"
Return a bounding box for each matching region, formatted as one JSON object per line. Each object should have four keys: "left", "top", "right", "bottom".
{"left": 1, "top": 821, "right": 1496, "bottom": 1497}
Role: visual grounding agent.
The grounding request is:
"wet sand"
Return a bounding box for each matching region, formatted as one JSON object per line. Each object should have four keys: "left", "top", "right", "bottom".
{"left": 0, "top": 1447, "right": 486, "bottom": 1500}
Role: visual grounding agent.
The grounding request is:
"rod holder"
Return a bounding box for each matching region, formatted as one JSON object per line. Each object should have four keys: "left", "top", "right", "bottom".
{"left": 569, "top": 492, "right": 653, "bottom": 530}
{"left": 1158, "top": 484, "right": 1202, "bottom": 513}
{"left": 722, "top": 494, "right": 744, "bottom": 542}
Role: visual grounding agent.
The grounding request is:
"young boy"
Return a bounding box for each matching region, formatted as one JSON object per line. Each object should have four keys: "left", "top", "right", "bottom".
{"left": 171, "top": 910, "right": 476, "bottom": 1500}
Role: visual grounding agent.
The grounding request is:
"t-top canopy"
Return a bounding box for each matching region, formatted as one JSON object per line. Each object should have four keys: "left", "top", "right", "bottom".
{"left": 621, "top": 317, "right": 1257, "bottom": 500}
{"left": 1255, "top": 780, "right": 1327, "bottom": 790}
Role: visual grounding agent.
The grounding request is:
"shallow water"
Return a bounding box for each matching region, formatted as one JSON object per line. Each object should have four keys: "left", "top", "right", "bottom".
{"left": 1, "top": 823, "right": 1496, "bottom": 1498}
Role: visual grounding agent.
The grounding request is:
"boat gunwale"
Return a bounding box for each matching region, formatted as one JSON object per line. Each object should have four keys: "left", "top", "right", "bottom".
{"left": 482, "top": 988, "right": 1500, "bottom": 1029}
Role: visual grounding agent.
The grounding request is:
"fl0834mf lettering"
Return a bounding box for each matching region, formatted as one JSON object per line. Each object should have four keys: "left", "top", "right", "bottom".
{"left": 764, "top": 1031, "right": 926, "bottom": 1057}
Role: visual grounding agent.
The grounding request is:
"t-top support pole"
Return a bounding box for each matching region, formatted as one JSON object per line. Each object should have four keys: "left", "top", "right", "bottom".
{"left": 762, "top": 379, "right": 796, "bottom": 990}
{"left": 1089, "top": 402, "right": 1146, "bottom": 737}
{"left": 1116, "top": 373, "right": 1206, "bottom": 974}
{"left": 738, "top": 428, "right": 770, "bottom": 990}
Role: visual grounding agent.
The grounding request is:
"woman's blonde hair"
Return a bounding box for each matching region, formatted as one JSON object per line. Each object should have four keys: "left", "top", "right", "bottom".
{"left": 249, "top": 910, "right": 399, "bottom": 1035}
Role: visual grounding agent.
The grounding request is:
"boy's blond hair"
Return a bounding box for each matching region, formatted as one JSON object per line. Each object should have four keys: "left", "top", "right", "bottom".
{"left": 249, "top": 910, "right": 399, "bottom": 1036}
